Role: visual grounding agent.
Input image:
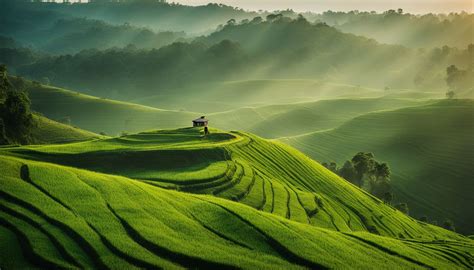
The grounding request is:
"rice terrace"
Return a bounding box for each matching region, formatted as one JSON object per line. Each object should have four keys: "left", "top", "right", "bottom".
{"left": 0, "top": 0, "right": 473, "bottom": 269}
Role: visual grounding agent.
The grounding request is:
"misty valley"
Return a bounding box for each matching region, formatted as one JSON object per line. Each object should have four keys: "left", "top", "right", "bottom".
{"left": 0, "top": 0, "right": 473, "bottom": 269}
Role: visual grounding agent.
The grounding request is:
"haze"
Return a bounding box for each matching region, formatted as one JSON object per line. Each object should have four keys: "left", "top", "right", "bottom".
{"left": 174, "top": 0, "right": 473, "bottom": 13}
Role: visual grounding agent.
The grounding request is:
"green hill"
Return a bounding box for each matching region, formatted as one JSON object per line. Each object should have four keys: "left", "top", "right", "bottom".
{"left": 30, "top": 114, "right": 99, "bottom": 144}
{"left": 1, "top": 128, "right": 473, "bottom": 268}
{"left": 132, "top": 79, "right": 384, "bottom": 113}
{"left": 209, "top": 97, "right": 429, "bottom": 138}
{"left": 281, "top": 99, "right": 474, "bottom": 234}
{"left": 26, "top": 84, "right": 197, "bottom": 136}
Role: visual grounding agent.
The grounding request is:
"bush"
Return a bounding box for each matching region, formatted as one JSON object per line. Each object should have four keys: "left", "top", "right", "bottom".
{"left": 395, "top": 203, "right": 409, "bottom": 215}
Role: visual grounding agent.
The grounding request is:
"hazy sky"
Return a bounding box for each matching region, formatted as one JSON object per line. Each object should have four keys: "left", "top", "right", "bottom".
{"left": 172, "top": 0, "right": 473, "bottom": 13}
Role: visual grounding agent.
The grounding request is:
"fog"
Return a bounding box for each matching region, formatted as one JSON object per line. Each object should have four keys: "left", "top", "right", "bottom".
{"left": 174, "top": 0, "right": 473, "bottom": 13}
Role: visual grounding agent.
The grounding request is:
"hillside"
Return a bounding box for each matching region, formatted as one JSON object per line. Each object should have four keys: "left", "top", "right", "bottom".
{"left": 30, "top": 114, "right": 99, "bottom": 144}
{"left": 281, "top": 99, "right": 474, "bottom": 234}
{"left": 209, "top": 97, "right": 429, "bottom": 138}
{"left": 26, "top": 83, "right": 197, "bottom": 135}
{"left": 1, "top": 128, "right": 473, "bottom": 269}
{"left": 133, "top": 79, "right": 386, "bottom": 113}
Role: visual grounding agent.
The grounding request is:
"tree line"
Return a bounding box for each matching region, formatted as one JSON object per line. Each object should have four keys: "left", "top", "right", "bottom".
{"left": 2, "top": 16, "right": 471, "bottom": 102}
{"left": 0, "top": 65, "right": 34, "bottom": 145}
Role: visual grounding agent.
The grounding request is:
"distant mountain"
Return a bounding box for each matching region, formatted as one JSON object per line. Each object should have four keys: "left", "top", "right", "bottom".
{"left": 9, "top": 17, "right": 471, "bottom": 102}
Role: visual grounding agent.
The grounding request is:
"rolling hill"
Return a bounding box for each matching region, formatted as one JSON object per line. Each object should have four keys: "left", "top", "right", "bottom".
{"left": 1, "top": 127, "right": 473, "bottom": 269}
{"left": 26, "top": 83, "right": 198, "bottom": 136}
{"left": 30, "top": 114, "right": 100, "bottom": 144}
{"left": 281, "top": 99, "right": 474, "bottom": 234}
{"left": 25, "top": 79, "right": 434, "bottom": 140}
{"left": 132, "top": 79, "right": 385, "bottom": 113}
{"left": 209, "top": 97, "right": 429, "bottom": 138}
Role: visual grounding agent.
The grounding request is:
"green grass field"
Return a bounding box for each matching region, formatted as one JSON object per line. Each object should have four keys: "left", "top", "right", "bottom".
{"left": 209, "top": 97, "right": 429, "bottom": 138}
{"left": 26, "top": 80, "right": 441, "bottom": 141}
{"left": 29, "top": 114, "right": 100, "bottom": 144}
{"left": 132, "top": 79, "right": 387, "bottom": 113}
{"left": 1, "top": 127, "right": 473, "bottom": 268}
{"left": 281, "top": 99, "right": 474, "bottom": 235}
{"left": 27, "top": 84, "right": 197, "bottom": 136}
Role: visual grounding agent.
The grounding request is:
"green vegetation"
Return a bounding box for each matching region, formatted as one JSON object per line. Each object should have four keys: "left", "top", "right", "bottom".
{"left": 23, "top": 81, "right": 196, "bottom": 135}
{"left": 5, "top": 17, "right": 472, "bottom": 101}
{"left": 282, "top": 100, "right": 474, "bottom": 234}
{"left": 30, "top": 114, "right": 100, "bottom": 144}
{"left": 1, "top": 1, "right": 473, "bottom": 267}
{"left": 0, "top": 66, "right": 34, "bottom": 144}
{"left": 209, "top": 96, "right": 428, "bottom": 138}
{"left": 1, "top": 128, "right": 473, "bottom": 268}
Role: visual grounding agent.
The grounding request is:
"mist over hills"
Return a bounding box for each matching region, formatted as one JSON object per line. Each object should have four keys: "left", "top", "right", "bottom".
{"left": 3, "top": 17, "right": 472, "bottom": 103}
{"left": 1, "top": 1, "right": 473, "bottom": 268}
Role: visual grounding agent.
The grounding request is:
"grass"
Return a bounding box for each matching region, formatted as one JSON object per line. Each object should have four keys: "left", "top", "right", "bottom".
{"left": 1, "top": 127, "right": 473, "bottom": 268}
{"left": 26, "top": 80, "right": 436, "bottom": 141}
{"left": 281, "top": 99, "right": 474, "bottom": 235}
{"left": 30, "top": 114, "right": 100, "bottom": 144}
{"left": 27, "top": 84, "right": 197, "bottom": 135}
{"left": 132, "top": 79, "right": 403, "bottom": 113}
{"left": 209, "top": 97, "right": 429, "bottom": 138}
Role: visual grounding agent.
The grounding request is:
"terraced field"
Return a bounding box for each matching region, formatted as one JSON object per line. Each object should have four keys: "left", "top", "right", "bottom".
{"left": 1, "top": 127, "right": 473, "bottom": 268}
{"left": 282, "top": 99, "right": 474, "bottom": 235}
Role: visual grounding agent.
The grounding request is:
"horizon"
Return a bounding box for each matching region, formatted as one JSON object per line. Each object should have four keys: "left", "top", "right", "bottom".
{"left": 46, "top": 0, "right": 473, "bottom": 14}
{"left": 171, "top": 0, "right": 473, "bottom": 14}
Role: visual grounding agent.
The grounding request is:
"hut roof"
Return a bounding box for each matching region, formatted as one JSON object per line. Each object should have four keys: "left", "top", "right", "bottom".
{"left": 192, "top": 116, "right": 208, "bottom": 123}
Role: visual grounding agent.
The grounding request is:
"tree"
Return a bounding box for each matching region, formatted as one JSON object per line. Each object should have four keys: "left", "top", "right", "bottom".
{"left": 0, "top": 65, "right": 34, "bottom": 144}
{"left": 446, "top": 90, "right": 455, "bottom": 99}
{"left": 371, "top": 178, "right": 391, "bottom": 201}
{"left": 443, "top": 219, "right": 455, "bottom": 232}
{"left": 419, "top": 216, "right": 428, "bottom": 222}
{"left": 328, "top": 162, "right": 338, "bottom": 173}
{"left": 374, "top": 162, "right": 390, "bottom": 180}
{"left": 0, "top": 118, "right": 7, "bottom": 144}
{"left": 0, "top": 64, "right": 11, "bottom": 99}
{"left": 226, "top": 19, "right": 236, "bottom": 26}
{"left": 266, "top": 13, "right": 283, "bottom": 22}
{"left": 1, "top": 90, "right": 34, "bottom": 144}
{"left": 351, "top": 152, "right": 376, "bottom": 187}
{"left": 338, "top": 160, "right": 357, "bottom": 184}
{"left": 383, "top": 192, "right": 393, "bottom": 204}
{"left": 395, "top": 203, "right": 409, "bottom": 215}
{"left": 251, "top": 16, "right": 263, "bottom": 24}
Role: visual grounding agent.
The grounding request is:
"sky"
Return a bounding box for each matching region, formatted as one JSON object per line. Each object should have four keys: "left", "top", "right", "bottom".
{"left": 171, "top": 0, "right": 473, "bottom": 13}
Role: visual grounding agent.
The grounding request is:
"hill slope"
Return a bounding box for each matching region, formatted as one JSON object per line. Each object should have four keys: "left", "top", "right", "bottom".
{"left": 26, "top": 84, "right": 197, "bottom": 135}
{"left": 132, "top": 79, "right": 385, "bottom": 113}
{"left": 2, "top": 128, "right": 468, "bottom": 238}
{"left": 281, "top": 99, "right": 474, "bottom": 234}
{"left": 209, "top": 97, "right": 428, "bottom": 138}
{"left": 1, "top": 128, "right": 473, "bottom": 269}
{"left": 30, "top": 114, "right": 99, "bottom": 144}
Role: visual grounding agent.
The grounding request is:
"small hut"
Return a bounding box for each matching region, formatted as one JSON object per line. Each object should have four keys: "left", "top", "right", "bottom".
{"left": 192, "top": 116, "right": 208, "bottom": 127}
